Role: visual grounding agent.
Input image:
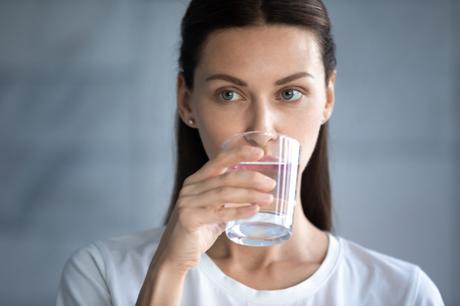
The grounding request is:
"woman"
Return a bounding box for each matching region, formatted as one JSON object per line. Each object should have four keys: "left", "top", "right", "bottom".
{"left": 57, "top": 0, "right": 444, "bottom": 305}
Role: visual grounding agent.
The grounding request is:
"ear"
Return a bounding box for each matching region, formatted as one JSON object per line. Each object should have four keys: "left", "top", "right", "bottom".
{"left": 322, "top": 70, "right": 336, "bottom": 125}
{"left": 176, "top": 72, "right": 195, "bottom": 128}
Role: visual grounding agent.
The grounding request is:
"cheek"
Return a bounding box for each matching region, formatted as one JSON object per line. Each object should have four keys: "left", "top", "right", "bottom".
{"left": 192, "top": 99, "right": 220, "bottom": 159}
{"left": 196, "top": 125, "right": 222, "bottom": 160}
{"left": 300, "top": 130, "right": 321, "bottom": 171}
{"left": 291, "top": 119, "right": 322, "bottom": 173}
{"left": 195, "top": 110, "right": 239, "bottom": 160}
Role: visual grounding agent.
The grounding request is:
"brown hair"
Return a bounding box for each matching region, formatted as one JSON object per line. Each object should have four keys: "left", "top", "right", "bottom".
{"left": 163, "top": 0, "right": 336, "bottom": 231}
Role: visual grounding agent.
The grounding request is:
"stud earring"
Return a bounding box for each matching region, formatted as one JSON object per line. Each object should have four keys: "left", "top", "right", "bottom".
{"left": 188, "top": 119, "right": 195, "bottom": 126}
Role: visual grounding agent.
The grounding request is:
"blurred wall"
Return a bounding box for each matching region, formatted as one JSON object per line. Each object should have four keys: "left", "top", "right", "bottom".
{"left": 452, "top": 0, "right": 460, "bottom": 302}
{"left": 0, "top": 0, "right": 457, "bottom": 305}
{"left": 326, "top": 2, "right": 458, "bottom": 306}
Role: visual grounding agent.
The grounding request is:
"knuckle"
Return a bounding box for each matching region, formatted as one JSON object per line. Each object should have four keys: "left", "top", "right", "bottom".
{"left": 183, "top": 176, "right": 193, "bottom": 185}
{"left": 220, "top": 172, "right": 233, "bottom": 184}
{"left": 179, "top": 185, "right": 191, "bottom": 197}
{"left": 216, "top": 186, "right": 233, "bottom": 200}
{"left": 215, "top": 186, "right": 226, "bottom": 195}
{"left": 176, "top": 197, "right": 188, "bottom": 208}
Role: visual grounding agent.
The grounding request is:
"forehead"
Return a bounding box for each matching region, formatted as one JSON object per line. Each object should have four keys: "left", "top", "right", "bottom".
{"left": 197, "top": 25, "right": 323, "bottom": 77}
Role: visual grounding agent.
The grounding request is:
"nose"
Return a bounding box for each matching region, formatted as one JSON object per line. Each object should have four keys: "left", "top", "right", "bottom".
{"left": 243, "top": 132, "right": 275, "bottom": 148}
{"left": 246, "top": 99, "right": 277, "bottom": 137}
{"left": 243, "top": 99, "right": 278, "bottom": 148}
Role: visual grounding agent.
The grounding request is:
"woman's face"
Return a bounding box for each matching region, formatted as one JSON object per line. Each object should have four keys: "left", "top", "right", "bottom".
{"left": 177, "top": 25, "right": 336, "bottom": 172}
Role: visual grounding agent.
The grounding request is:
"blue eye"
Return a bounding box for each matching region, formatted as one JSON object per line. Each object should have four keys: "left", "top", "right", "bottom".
{"left": 280, "top": 89, "right": 303, "bottom": 102}
{"left": 219, "top": 90, "right": 242, "bottom": 102}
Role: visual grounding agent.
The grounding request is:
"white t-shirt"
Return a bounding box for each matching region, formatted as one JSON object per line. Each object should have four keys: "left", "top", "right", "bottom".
{"left": 56, "top": 227, "right": 444, "bottom": 306}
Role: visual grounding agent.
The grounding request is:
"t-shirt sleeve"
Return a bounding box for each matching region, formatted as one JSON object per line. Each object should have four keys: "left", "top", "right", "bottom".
{"left": 56, "top": 242, "right": 112, "bottom": 306}
{"left": 412, "top": 266, "right": 445, "bottom": 306}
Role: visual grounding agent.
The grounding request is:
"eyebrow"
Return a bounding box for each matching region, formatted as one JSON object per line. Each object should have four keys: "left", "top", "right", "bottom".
{"left": 205, "top": 72, "right": 314, "bottom": 87}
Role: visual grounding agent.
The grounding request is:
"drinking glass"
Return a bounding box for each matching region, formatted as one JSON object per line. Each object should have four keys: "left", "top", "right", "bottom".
{"left": 221, "top": 131, "right": 301, "bottom": 247}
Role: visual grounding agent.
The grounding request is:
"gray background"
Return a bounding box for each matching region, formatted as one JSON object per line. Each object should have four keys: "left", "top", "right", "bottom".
{"left": 0, "top": 0, "right": 457, "bottom": 305}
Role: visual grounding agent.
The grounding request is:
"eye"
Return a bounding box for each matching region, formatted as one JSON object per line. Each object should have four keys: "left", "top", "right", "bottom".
{"left": 218, "top": 90, "right": 242, "bottom": 102}
{"left": 280, "top": 88, "right": 303, "bottom": 102}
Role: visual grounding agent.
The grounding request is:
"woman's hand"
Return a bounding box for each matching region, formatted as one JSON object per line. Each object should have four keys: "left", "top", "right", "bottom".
{"left": 154, "top": 145, "right": 277, "bottom": 273}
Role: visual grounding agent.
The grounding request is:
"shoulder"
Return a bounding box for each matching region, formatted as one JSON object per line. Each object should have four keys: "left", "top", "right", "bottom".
{"left": 335, "top": 236, "right": 444, "bottom": 305}
{"left": 338, "top": 236, "right": 418, "bottom": 278}
{"left": 94, "top": 226, "right": 166, "bottom": 256}
{"left": 412, "top": 265, "right": 445, "bottom": 305}
{"left": 57, "top": 226, "right": 166, "bottom": 306}
{"left": 68, "top": 226, "right": 166, "bottom": 265}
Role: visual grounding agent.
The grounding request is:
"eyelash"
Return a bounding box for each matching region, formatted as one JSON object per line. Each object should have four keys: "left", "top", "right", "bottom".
{"left": 216, "top": 87, "right": 306, "bottom": 103}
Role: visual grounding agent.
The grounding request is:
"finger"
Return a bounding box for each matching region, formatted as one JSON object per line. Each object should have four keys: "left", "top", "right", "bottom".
{"left": 197, "top": 204, "right": 261, "bottom": 225}
{"left": 176, "top": 205, "right": 258, "bottom": 232}
{"left": 184, "top": 145, "right": 264, "bottom": 185}
{"left": 180, "top": 169, "right": 277, "bottom": 196}
{"left": 179, "top": 186, "right": 274, "bottom": 208}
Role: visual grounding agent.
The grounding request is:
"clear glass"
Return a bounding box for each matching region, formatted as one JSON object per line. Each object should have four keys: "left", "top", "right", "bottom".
{"left": 221, "top": 131, "right": 301, "bottom": 247}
